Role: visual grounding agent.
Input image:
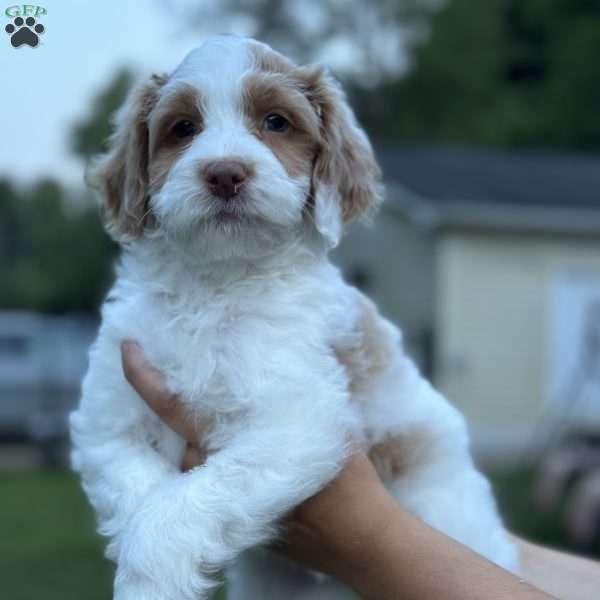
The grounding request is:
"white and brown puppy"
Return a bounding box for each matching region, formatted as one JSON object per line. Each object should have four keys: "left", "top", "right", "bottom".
{"left": 70, "top": 35, "right": 517, "bottom": 600}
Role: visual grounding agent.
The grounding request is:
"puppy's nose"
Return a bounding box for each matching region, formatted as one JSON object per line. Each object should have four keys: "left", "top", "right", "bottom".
{"left": 201, "top": 160, "right": 250, "bottom": 200}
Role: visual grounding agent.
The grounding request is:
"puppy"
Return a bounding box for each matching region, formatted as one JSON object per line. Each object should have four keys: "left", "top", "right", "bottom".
{"left": 70, "top": 35, "right": 518, "bottom": 600}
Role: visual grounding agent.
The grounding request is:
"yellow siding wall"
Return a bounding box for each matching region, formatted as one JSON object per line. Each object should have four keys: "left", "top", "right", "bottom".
{"left": 435, "top": 230, "right": 600, "bottom": 430}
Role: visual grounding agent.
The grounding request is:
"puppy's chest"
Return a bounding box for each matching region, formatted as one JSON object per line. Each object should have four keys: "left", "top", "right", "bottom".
{"left": 150, "top": 291, "right": 322, "bottom": 412}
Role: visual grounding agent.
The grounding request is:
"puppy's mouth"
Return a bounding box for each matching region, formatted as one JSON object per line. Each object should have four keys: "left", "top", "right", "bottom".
{"left": 212, "top": 195, "right": 251, "bottom": 219}
{"left": 205, "top": 195, "right": 263, "bottom": 229}
{"left": 214, "top": 210, "right": 247, "bottom": 225}
{"left": 191, "top": 188, "right": 282, "bottom": 232}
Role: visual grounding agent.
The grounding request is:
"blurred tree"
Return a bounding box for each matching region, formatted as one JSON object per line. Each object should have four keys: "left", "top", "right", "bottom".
{"left": 70, "top": 69, "right": 134, "bottom": 160}
{"left": 0, "top": 179, "right": 21, "bottom": 265}
{"left": 351, "top": 0, "right": 600, "bottom": 149}
{"left": 0, "top": 178, "right": 116, "bottom": 313}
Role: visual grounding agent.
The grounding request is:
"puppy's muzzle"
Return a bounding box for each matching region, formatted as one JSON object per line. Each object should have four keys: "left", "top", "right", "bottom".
{"left": 201, "top": 160, "right": 251, "bottom": 200}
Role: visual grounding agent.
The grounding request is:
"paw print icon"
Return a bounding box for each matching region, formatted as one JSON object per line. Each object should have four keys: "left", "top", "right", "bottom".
{"left": 5, "top": 16, "right": 45, "bottom": 48}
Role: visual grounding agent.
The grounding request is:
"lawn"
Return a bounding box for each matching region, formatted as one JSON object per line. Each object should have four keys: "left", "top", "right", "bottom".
{"left": 1, "top": 471, "right": 114, "bottom": 600}
{"left": 492, "top": 467, "right": 600, "bottom": 558}
{"left": 1, "top": 467, "right": 597, "bottom": 599}
{"left": 0, "top": 470, "right": 226, "bottom": 600}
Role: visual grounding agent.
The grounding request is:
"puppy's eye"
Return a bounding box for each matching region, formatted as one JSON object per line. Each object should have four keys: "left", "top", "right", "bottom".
{"left": 172, "top": 120, "right": 197, "bottom": 139}
{"left": 264, "top": 113, "right": 289, "bottom": 133}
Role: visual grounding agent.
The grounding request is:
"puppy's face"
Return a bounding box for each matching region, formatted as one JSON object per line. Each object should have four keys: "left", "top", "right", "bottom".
{"left": 96, "top": 36, "right": 381, "bottom": 259}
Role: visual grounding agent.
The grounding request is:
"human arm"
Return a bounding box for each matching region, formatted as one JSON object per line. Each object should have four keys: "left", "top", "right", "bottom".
{"left": 271, "top": 452, "right": 554, "bottom": 600}
{"left": 276, "top": 451, "right": 600, "bottom": 600}
{"left": 512, "top": 535, "right": 600, "bottom": 600}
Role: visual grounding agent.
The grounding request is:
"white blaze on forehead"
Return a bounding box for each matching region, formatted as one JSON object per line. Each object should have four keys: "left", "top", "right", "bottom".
{"left": 166, "top": 36, "right": 258, "bottom": 126}
{"left": 172, "top": 35, "right": 253, "bottom": 83}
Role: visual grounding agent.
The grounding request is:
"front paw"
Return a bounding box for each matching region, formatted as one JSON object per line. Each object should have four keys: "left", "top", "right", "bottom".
{"left": 116, "top": 520, "right": 216, "bottom": 600}
{"left": 115, "top": 560, "right": 215, "bottom": 600}
{"left": 114, "top": 572, "right": 172, "bottom": 600}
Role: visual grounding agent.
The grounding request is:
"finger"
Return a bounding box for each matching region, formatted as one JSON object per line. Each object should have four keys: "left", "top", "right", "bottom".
{"left": 120, "top": 340, "right": 198, "bottom": 443}
{"left": 181, "top": 444, "right": 206, "bottom": 472}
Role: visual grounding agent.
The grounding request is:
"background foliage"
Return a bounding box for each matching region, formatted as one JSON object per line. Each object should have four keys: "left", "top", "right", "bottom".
{"left": 354, "top": 0, "right": 600, "bottom": 148}
{"left": 0, "top": 178, "right": 115, "bottom": 313}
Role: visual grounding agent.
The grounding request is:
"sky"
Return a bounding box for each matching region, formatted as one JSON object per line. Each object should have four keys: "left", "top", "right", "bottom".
{"left": 0, "top": 0, "right": 208, "bottom": 187}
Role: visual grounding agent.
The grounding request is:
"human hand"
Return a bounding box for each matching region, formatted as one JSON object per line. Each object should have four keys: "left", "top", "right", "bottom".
{"left": 120, "top": 339, "right": 209, "bottom": 470}
{"left": 270, "top": 451, "right": 395, "bottom": 582}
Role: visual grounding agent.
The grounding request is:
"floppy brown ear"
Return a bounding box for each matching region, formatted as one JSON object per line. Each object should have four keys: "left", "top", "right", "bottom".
{"left": 302, "top": 67, "right": 383, "bottom": 246}
{"left": 91, "top": 73, "right": 167, "bottom": 241}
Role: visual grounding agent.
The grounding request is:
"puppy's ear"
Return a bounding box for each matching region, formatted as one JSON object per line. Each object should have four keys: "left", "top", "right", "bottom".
{"left": 91, "top": 73, "right": 167, "bottom": 241}
{"left": 302, "top": 67, "right": 382, "bottom": 247}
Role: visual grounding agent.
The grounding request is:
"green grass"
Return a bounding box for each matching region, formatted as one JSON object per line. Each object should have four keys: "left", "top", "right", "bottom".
{"left": 0, "top": 470, "right": 226, "bottom": 600}
{"left": 0, "top": 471, "right": 113, "bottom": 600}
{"left": 1, "top": 467, "right": 597, "bottom": 599}
{"left": 492, "top": 467, "right": 600, "bottom": 559}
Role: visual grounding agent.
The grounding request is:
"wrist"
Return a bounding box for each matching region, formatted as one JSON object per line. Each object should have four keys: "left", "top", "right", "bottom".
{"left": 333, "top": 488, "right": 401, "bottom": 587}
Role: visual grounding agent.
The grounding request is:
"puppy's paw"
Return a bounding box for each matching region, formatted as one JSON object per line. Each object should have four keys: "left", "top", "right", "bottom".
{"left": 115, "top": 562, "right": 214, "bottom": 600}
{"left": 114, "top": 574, "right": 167, "bottom": 600}
{"left": 116, "top": 510, "right": 217, "bottom": 600}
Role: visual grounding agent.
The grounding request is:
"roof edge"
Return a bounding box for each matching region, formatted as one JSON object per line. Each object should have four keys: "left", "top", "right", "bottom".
{"left": 384, "top": 184, "right": 600, "bottom": 235}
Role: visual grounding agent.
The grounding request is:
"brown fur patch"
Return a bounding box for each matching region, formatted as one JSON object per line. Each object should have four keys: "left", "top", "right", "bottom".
{"left": 147, "top": 144, "right": 187, "bottom": 196}
{"left": 368, "top": 428, "right": 434, "bottom": 481}
{"left": 334, "top": 297, "right": 395, "bottom": 394}
{"left": 243, "top": 72, "right": 319, "bottom": 178}
{"left": 93, "top": 73, "right": 168, "bottom": 240}
{"left": 149, "top": 85, "right": 203, "bottom": 154}
{"left": 249, "top": 55, "right": 382, "bottom": 224}
{"left": 147, "top": 85, "right": 203, "bottom": 193}
{"left": 307, "top": 72, "right": 382, "bottom": 223}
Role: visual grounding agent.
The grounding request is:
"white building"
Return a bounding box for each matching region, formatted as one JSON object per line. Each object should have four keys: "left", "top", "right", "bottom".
{"left": 0, "top": 311, "right": 96, "bottom": 441}
{"left": 334, "top": 144, "right": 600, "bottom": 463}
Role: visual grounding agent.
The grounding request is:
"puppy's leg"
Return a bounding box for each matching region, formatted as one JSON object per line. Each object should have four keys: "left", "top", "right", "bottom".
{"left": 114, "top": 371, "right": 353, "bottom": 600}
{"left": 70, "top": 346, "right": 183, "bottom": 560}
{"left": 363, "top": 361, "right": 518, "bottom": 571}
{"left": 335, "top": 296, "right": 518, "bottom": 571}
{"left": 70, "top": 422, "right": 181, "bottom": 559}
